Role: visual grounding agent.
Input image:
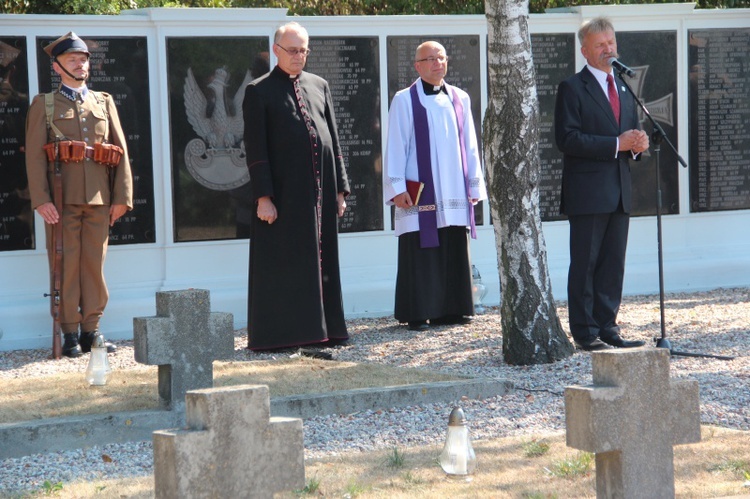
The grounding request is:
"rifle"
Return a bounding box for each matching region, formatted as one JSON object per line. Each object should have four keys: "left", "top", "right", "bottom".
{"left": 43, "top": 140, "right": 64, "bottom": 360}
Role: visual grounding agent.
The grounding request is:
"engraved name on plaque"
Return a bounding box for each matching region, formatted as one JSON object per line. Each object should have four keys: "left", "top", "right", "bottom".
{"left": 532, "top": 33, "right": 574, "bottom": 222}
{"left": 0, "top": 37, "right": 32, "bottom": 251}
{"left": 688, "top": 28, "right": 750, "bottom": 212}
{"left": 305, "top": 36, "right": 383, "bottom": 233}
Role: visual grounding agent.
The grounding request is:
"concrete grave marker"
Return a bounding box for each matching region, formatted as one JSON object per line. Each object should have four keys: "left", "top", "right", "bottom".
{"left": 153, "top": 384, "right": 305, "bottom": 499}
{"left": 134, "top": 289, "right": 234, "bottom": 410}
{"left": 565, "top": 348, "right": 700, "bottom": 498}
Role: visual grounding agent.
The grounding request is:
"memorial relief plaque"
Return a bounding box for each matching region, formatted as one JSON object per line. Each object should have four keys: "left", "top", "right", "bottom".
{"left": 617, "top": 31, "right": 679, "bottom": 217}
{"left": 36, "top": 35, "right": 155, "bottom": 245}
{"left": 386, "top": 35, "right": 484, "bottom": 227}
{"left": 688, "top": 28, "right": 750, "bottom": 212}
{"left": 167, "top": 37, "right": 268, "bottom": 242}
{"left": 305, "top": 36, "right": 382, "bottom": 233}
{"left": 532, "top": 33, "right": 575, "bottom": 222}
{"left": 0, "top": 37, "right": 32, "bottom": 251}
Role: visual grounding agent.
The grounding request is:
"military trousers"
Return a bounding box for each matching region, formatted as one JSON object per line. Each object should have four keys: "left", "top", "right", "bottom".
{"left": 45, "top": 204, "right": 110, "bottom": 334}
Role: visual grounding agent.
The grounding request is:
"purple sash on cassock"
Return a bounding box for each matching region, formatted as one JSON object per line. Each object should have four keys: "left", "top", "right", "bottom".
{"left": 409, "top": 83, "right": 476, "bottom": 249}
{"left": 450, "top": 88, "right": 477, "bottom": 240}
{"left": 409, "top": 84, "right": 439, "bottom": 248}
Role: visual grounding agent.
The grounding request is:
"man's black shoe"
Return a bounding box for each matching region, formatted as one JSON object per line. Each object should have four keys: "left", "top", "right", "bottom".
{"left": 326, "top": 338, "right": 350, "bottom": 347}
{"left": 408, "top": 321, "right": 429, "bottom": 331}
{"left": 600, "top": 334, "right": 645, "bottom": 349}
{"left": 62, "top": 333, "right": 82, "bottom": 358}
{"left": 430, "top": 315, "right": 472, "bottom": 326}
{"left": 575, "top": 338, "right": 613, "bottom": 352}
{"left": 79, "top": 331, "right": 117, "bottom": 354}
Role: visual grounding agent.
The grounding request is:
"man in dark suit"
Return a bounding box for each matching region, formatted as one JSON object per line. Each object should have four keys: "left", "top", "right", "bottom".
{"left": 554, "top": 17, "right": 649, "bottom": 351}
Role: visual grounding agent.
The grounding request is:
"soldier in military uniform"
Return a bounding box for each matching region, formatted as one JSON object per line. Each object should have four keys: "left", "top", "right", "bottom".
{"left": 25, "top": 32, "right": 133, "bottom": 357}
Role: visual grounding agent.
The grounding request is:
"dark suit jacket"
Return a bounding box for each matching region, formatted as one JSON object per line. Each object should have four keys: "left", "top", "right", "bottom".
{"left": 555, "top": 66, "right": 640, "bottom": 216}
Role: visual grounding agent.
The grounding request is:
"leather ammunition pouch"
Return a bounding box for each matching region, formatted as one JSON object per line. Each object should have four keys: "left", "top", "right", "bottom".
{"left": 93, "top": 142, "right": 124, "bottom": 167}
{"left": 43, "top": 141, "right": 123, "bottom": 168}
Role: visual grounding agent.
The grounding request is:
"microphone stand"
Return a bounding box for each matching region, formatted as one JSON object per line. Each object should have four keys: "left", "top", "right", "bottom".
{"left": 615, "top": 69, "right": 734, "bottom": 361}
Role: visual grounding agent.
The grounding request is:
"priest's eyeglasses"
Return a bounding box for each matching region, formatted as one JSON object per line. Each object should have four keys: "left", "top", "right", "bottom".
{"left": 415, "top": 55, "right": 449, "bottom": 64}
{"left": 276, "top": 44, "right": 311, "bottom": 57}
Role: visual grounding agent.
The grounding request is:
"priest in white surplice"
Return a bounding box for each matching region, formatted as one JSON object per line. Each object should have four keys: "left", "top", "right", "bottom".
{"left": 383, "top": 41, "right": 487, "bottom": 331}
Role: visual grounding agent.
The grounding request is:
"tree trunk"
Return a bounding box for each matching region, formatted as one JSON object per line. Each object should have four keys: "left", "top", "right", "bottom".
{"left": 483, "top": 0, "right": 574, "bottom": 364}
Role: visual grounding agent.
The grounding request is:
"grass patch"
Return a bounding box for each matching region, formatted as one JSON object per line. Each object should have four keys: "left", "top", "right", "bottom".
{"left": 545, "top": 452, "right": 594, "bottom": 479}
{"left": 384, "top": 447, "right": 407, "bottom": 469}
{"left": 710, "top": 458, "right": 750, "bottom": 477}
{"left": 26, "top": 426, "right": 750, "bottom": 498}
{"left": 0, "top": 358, "right": 464, "bottom": 423}
{"left": 294, "top": 475, "right": 321, "bottom": 496}
{"left": 522, "top": 438, "right": 551, "bottom": 458}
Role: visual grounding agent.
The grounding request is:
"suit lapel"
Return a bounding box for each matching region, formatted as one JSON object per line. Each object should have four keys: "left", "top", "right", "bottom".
{"left": 580, "top": 67, "right": 619, "bottom": 130}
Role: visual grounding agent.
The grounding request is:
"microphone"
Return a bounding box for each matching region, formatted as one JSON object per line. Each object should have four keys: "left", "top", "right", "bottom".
{"left": 608, "top": 57, "right": 635, "bottom": 77}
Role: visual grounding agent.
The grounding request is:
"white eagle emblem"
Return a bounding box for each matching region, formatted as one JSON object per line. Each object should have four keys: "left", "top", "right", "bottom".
{"left": 183, "top": 66, "right": 253, "bottom": 191}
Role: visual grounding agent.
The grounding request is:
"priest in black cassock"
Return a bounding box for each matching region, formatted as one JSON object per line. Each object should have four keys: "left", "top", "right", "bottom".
{"left": 242, "top": 22, "right": 350, "bottom": 351}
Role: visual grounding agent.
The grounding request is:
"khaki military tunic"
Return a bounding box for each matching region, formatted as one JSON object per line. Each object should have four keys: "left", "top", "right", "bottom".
{"left": 25, "top": 87, "right": 133, "bottom": 333}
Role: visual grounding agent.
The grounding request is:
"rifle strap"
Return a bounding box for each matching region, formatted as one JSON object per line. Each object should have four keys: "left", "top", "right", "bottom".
{"left": 44, "top": 93, "right": 65, "bottom": 359}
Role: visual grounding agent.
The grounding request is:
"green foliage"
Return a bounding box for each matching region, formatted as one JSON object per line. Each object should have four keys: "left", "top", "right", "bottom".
{"left": 522, "top": 438, "right": 551, "bottom": 458}
{"left": 710, "top": 458, "right": 750, "bottom": 478}
{"left": 545, "top": 451, "right": 594, "bottom": 478}
{"left": 7, "top": 0, "right": 749, "bottom": 15}
{"left": 400, "top": 470, "right": 424, "bottom": 485}
{"left": 344, "top": 480, "right": 369, "bottom": 496}
{"left": 383, "top": 446, "right": 406, "bottom": 469}
{"left": 39, "top": 480, "right": 64, "bottom": 495}
{"left": 294, "top": 475, "right": 322, "bottom": 495}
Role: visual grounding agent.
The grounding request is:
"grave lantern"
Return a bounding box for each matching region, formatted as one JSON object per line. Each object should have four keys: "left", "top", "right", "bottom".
{"left": 439, "top": 406, "right": 476, "bottom": 478}
{"left": 85, "top": 333, "right": 112, "bottom": 386}
{"left": 471, "top": 265, "right": 488, "bottom": 314}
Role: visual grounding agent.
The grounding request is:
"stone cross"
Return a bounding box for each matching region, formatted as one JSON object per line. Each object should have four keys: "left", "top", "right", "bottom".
{"left": 565, "top": 348, "right": 700, "bottom": 498}
{"left": 134, "top": 289, "right": 234, "bottom": 410}
{"left": 153, "top": 384, "right": 305, "bottom": 499}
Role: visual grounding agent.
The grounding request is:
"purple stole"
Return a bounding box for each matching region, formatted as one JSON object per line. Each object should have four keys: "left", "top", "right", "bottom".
{"left": 409, "top": 82, "right": 476, "bottom": 249}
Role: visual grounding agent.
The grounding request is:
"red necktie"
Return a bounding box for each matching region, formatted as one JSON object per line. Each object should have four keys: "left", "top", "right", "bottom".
{"left": 607, "top": 74, "right": 620, "bottom": 124}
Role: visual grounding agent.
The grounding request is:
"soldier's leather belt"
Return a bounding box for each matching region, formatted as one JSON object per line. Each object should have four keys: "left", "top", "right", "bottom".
{"left": 44, "top": 140, "right": 123, "bottom": 168}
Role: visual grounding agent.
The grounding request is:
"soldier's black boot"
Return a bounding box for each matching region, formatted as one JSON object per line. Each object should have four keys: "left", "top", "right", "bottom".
{"left": 62, "top": 333, "right": 82, "bottom": 358}
{"left": 80, "top": 331, "right": 117, "bottom": 354}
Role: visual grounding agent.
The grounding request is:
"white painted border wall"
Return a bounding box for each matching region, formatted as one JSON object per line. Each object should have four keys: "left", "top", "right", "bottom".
{"left": 1, "top": 4, "right": 749, "bottom": 350}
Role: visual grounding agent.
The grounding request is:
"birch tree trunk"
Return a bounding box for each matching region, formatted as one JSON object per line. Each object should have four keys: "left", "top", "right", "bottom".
{"left": 483, "top": 0, "right": 574, "bottom": 364}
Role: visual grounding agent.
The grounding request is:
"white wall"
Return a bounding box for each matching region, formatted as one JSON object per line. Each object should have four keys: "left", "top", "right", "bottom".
{"left": 1, "top": 5, "right": 749, "bottom": 351}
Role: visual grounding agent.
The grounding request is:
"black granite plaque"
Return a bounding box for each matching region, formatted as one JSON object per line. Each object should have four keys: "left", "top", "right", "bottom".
{"left": 168, "top": 37, "right": 268, "bottom": 242}
{"left": 386, "top": 35, "right": 484, "bottom": 226}
{"left": 618, "top": 31, "right": 680, "bottom": 217}
{"left": 532, "top": 33, "right": 575, "bottom": 222}
{"left": 0, "top": 37, "right": 32, "bottom": 252}
{"left": 688, "top": 28, "right": 750, "bottom": 212}
{"left": 36, "top": 36, "right": 155, "bottom": 245}
{"left": 305, "top": 36, "right": 382, "bottom": 233}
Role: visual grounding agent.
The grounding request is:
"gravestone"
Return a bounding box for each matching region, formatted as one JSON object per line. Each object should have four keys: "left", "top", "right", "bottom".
{"left": 153, "top": 385, "right": 305, "bottom": 499}
{"left": 565, "top": 348, "right": 700, "bottom": 498}
{"left": 134, "top": 289, "right": 234, "bottom": 410}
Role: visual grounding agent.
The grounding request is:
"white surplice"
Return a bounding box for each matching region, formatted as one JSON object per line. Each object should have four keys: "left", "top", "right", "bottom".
{"left": 383, "top": 78, "right": 487, "bottom": 237}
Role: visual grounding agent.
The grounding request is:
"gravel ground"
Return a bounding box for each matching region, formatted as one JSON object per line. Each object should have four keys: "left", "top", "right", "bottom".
{"left": 0, "top": 287, "right": 748, "bottom": 494}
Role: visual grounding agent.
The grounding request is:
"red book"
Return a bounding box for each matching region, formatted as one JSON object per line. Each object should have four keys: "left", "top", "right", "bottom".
{"left": 406, "top": 180, "right": 424, "bottom": 205}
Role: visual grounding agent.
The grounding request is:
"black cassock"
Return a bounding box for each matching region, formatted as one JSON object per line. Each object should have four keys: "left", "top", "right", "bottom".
{"left": 243, "top": 66, "right": 350, "bottom": 351}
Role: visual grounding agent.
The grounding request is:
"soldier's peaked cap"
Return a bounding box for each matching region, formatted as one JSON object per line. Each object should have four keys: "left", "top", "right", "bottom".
{"left": 44, "top": 32, "right": 90, "bottom": 58}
